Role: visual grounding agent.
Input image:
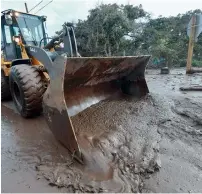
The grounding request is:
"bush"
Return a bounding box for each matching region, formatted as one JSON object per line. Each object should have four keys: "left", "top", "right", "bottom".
{"left": 179, "top": 59, "right": 187, "bottom": 67}
{"left": 192, "top": 60, "right": 202, "bottom": 67}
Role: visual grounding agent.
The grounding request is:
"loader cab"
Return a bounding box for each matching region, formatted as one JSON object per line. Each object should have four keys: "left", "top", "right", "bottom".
{"left": 1, "top": 9, "right": 47, "bottom": 61}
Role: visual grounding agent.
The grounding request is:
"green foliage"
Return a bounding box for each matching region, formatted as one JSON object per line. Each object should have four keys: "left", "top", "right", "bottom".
{"left": 179, "top": 59, "right": 187, "bottom": 67}
{"left": 123, "top": 4, "right": 147, "bottom": 20}
{"left": 56, "top": 4, "right": 202, "bottom": 67}
{"left": 192, "top": 60, "right": 202, "bottom": 67}
{"left": 74, "top": 3, "right": 148, "bottom": 56}
{"left": 136, "top": 9, "right": 202, "bottom": 67}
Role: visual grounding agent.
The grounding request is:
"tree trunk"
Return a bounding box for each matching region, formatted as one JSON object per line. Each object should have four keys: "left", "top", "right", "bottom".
{"left": 108, "top": 44, "right": 111, "bottom": 56}
{"left": 104, "top": 43, "right": 108, "bottom": 56}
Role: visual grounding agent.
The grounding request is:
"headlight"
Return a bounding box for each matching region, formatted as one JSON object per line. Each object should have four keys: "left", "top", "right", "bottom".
{"left": 14, "top": 37, "right": 20, "bottom": 43}
{"left": 15, "top": 12, "right": 19, "bottom": 16}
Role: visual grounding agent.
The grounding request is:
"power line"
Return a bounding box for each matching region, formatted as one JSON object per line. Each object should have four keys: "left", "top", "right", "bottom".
{"left": 28, "top": 0, "right": 43, "bottom": 13}
{"left": 34, "top": 0, "right": 53, "bottom": 14}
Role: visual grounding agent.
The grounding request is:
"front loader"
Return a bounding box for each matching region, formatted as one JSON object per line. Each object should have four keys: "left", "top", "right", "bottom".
{"left": 1, "top": 9, "right": 150, "bottom": 163}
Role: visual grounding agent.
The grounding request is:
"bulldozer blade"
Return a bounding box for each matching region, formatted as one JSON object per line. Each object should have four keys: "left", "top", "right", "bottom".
{"left": 42, "top": 55, "right": 150, "bottom": 162}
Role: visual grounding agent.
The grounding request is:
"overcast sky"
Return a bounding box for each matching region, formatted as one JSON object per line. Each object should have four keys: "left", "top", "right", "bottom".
{"left": 1, "top": 0, "right": 202, "bottom": 35}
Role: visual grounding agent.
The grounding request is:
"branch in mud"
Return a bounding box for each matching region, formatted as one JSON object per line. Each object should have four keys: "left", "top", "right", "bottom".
{"left": 186, "top": 68, "right": 202, "bottom": 74}
{"left": 180, "top": 86, "right": 202, "bottom": 91}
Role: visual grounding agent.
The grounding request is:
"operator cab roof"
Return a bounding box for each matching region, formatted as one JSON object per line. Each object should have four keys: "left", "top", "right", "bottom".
{"left": 1, "top": 9, "right": 47, "bottom": 21}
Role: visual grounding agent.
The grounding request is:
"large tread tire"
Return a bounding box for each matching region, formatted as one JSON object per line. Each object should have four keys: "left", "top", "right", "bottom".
{"left": 1, "top": 70, "right": 11, "bottom": 101}
{"left": 9, "top": 65, "right": 46, "bottom": 118}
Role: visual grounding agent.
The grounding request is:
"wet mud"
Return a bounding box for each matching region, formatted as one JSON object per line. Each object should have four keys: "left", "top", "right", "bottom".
{"left": 1, "top": 68, "right": 202, "bottom": 192}
{"left": 34, "top": 94, "right": 162, "bottom": 192}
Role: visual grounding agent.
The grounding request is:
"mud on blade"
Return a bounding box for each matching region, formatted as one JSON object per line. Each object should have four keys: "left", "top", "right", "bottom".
{"left": 43, "top": 55, "right": 150, "bottom": 162}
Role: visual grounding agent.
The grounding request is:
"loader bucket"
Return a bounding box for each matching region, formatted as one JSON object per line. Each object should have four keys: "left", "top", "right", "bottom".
{"left": 43, "top": 55, "right": 150, "bottom": 163}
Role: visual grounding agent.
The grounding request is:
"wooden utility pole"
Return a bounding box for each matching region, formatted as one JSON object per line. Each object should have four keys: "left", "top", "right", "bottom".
{"left": 186, "top": 15, "right": 196, "bottom": 74}
{"left": 24, "top": 2, "right": 29, "bottom": 13}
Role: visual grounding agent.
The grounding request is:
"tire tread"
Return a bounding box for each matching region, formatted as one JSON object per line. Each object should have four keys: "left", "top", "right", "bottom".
{"left": 10, "top": 65, "right": 46, "bottom": 117}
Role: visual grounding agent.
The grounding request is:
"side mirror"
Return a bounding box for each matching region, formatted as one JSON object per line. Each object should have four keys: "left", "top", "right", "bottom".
{"left": 5, "top": 14, "right": 13, "bottom": 25}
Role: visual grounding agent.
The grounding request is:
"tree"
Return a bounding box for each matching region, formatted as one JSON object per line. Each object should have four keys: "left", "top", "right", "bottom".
{"left": 137, "top": 9, "right": 202, "bottom": 67}
{"left": 75, "top": 3, "right": 148, "bottom": 56}
{"left": 55, "top": 4, "right": 202, "bottom": 68}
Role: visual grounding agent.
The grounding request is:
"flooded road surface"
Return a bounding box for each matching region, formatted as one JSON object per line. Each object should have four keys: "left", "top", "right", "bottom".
{"left": 1, "top": 68, "right": 202, "bottom": 192}
{"left": 2, "top": 96, "right": 161, "bottom": 193}
{"left": 146, "top": 69, "right": 202, "bottom": 98}
{"left": 1, "top": 104, "right": 71, "bottom": 192}
{"left": 144, "top": 69, "right": 202, "bottom": 192}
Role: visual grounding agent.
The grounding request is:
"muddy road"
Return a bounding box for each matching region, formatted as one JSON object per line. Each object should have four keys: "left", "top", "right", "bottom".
{"left": 1, "top": 68, "right": 202, "bottom": 192}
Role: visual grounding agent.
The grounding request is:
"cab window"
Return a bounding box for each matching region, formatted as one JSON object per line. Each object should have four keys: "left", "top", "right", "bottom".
{"left": 4, "top": 25, "right": 12, "bottom": 43}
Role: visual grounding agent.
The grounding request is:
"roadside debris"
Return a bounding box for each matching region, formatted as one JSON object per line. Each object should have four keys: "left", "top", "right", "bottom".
{"left": 180, "top": 86, "right": 202, "bottom": 91}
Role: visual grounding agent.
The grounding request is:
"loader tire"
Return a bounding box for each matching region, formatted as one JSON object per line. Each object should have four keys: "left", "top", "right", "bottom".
{"left": 9, "top": 65, "right": 46, "bottom": 118}
{"left": 1, "top": 70, "right": 11, "bottom": 101}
